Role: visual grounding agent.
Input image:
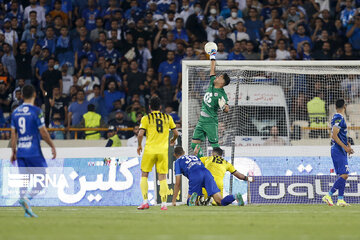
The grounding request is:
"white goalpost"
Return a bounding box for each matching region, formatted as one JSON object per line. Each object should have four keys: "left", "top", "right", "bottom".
{"left": 181, "top": 60, "right": 360, "bottom": 203}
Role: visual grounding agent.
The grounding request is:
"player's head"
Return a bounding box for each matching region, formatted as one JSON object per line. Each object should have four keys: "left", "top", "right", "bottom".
{"left": 149, "top": 96, "right": 161, "bottom": 111}
{"left": 335, "top": 99, "right": 346, "bottom": 110}
{"left": 174, "top": 146, "right": 185, "bottom": 158}
{"left": 21, "top": 84, "right": 36, "bottom": 100}
{"left": 212, "top": 147, "right": 223, "bottom": 157}
{"left": 88, "top": 104, "right": 95, "bottom": 112}
{"left": 215, "top": 73, "right": 230, "bottom": 87}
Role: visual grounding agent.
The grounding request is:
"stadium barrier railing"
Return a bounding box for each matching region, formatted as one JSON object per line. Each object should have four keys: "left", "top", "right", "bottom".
{"left": 0, "top": 127, "right": 134, "bottom": 139}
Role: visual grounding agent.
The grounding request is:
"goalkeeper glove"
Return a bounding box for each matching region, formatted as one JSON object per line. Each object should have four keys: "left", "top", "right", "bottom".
{"left": 218, "top": 97, "right": 226, "bottom": 111}
{"left": 210, "top": 49, "right": 217, "bottom": 60}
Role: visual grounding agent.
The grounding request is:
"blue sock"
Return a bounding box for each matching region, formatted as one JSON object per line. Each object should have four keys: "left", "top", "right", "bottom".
{"left": 221, "top": 195, "right": 235, "bottom": 206}
{"left": 338, "top": 178, "right": 346, "bottom": 198}
{"left": 330, "top": 177, "right": 346, "bottom": 195}
{"left": 187, "top": 198, "right": 190, "bottom": 206}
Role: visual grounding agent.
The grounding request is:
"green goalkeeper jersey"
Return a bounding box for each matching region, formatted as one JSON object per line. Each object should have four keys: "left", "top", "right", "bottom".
{"left": 200, "top": 75, "right": 229, "bottom": 122}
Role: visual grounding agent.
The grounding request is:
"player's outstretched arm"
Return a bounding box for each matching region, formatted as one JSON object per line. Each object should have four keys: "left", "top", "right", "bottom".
{"left": 39, "top": 126, "right": 56, "bottom": 159}
{"left": 172, "top": 175, "right": 181, "bottom": 206}
{"left": 10, "top": 128, "right": 17, "bottom": 163}
{"left": 233, "top": 171, "right": 253, "bottom": 182}
{"left": 332, "top": 127, "right": 354, "bottom": 154}
{"left": 210, "top": 58, "right": 216, "bottom": 76}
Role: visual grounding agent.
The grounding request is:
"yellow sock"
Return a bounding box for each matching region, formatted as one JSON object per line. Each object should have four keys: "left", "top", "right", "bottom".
{"left": 159, "top": 179, "right": 168, "bottom": 203}
{"left": 140, "top": 177, "right": 148, "bottom": 201}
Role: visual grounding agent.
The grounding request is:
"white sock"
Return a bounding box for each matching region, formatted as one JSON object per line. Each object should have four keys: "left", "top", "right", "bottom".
{"left": 161, "top": 202, "right": 166, "bottom": 207}
{"left": 143, "top": 199, "right": 148, "bottom": 204}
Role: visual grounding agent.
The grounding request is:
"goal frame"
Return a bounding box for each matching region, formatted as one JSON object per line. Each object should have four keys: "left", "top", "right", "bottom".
{"left": 181, "top": 60, "right": 360, "bottom": 202}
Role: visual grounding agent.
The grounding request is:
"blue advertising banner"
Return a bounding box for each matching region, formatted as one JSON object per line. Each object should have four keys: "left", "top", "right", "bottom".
{"left": 0, "top": 157, "right": 155, "bottom": 207}
{"left": 249, "top": 176, "right": 360, "bottom": 204}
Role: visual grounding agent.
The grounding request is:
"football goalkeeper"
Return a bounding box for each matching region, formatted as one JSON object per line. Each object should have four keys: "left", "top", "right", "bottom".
{"left": 191, "top": 49, "right": 230, "bottom": 157}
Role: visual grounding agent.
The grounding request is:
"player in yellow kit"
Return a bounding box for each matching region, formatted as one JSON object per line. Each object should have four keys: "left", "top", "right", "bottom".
{"left": 137, "top": 96, "right": 178, "bottom": 211}
{"left": 197, "top": 147, "right": 252, "bottom": 205}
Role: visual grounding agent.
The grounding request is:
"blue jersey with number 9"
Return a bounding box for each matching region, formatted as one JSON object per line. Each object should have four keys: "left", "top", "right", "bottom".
{"left": 11, "top": 103, "right": 45, "bottom": 158}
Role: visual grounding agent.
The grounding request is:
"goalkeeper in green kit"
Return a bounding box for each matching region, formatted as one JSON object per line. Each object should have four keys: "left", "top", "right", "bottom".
{"left": 191, "top": 48, "right": 230, "bottom": 157}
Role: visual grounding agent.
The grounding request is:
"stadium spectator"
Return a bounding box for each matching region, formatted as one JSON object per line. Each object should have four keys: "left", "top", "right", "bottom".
{"left": 346, "top": 15, "right": 360, "bottom": 51}
{"left": 60, "top": 63, "right": 74, "bottom": 96}
{"left": 297, "top": 42, "right": 312, "bottom": 60}
{"left": 24, "top": 0, "right": 46, "bottom": 28}
{"left": 49, "top": 86, "right": 68, "bottom": 124}
{"left": 125, "top": 60, "right": 146, "bottom": 98}
{"left": 289, "top": 24, "right": 312, "bottom": 50}
{"left": 276, "top": 39, "right": 291, "bottom": 60}
{"left": 214, "top": 26, "right": 234, "bottom": 52}
{"left": 172, "top": 18, "right": 189, "bottom": 42}
{"left": 215, "top": 42, "right": 229, "bottom": 60}
{"left": 0, "top": 82, "right": 11, "bottom": 113}
{"left": 226, "top": 7, "right": 245, "bottom": 30}
{"left": 152, "top": 34, "right": 169, "bottom": 72}
{"left": 340, "top": 42, "right": 358, "bottom": 59}
{"left": 105, "top": 126, "right": 122, "bottom": 147}
{"left": 68, "top": 89, "right": 89, "bottom": 136}
{"left": 40, "top": 57, "right": 62, "bottom": 126}
{"left": 244, "top": 8, "right": 264, "bottom": 42}
{"left": 108, "top": 109, "right": 134, "bottom": 139}
{"left": 178, "top": 0, "right": 194, "bottom": 23}
{"left": 307, "top": 91, "right": 328, "bottom": 138}
{"left": 340, "top": 0, "right": 357, "bottom": 27}
{"left": 158, "top": 51, "right": 181, "bottom": 86}
{"left": 127, "top": 124, "right": 145, "bottom": 147}
{"left": 49, "top": 112, "right": 65, "bottom": 140}
{"left": 227, "top": 41, "right": 245, "bottom": 60}
{"left": 15, "top": 41, "right": 32, "bottom": 83}
{"left": 3, "top": 18, "right": 18, "bottom": 47}
{"left": 159, "top": 75, "right": 176, "bottom": 109}
{"left": 265, "top": 18, "right": 289, "bottom": 42}
{"left": 135, "top": 37, "right": 152, "bottom": 73}
{"left": 229, "top": 21, "right": 250, "bottom": 43}
{"left": 242, "top": 41, "right": 260, "bottom": 60}
{"left": 263, "top": 126, "right": 286, "bottom": 146}
{"left": 103, "top": 80, "right": 125, "bottom": 116}
{"left": 186, "top": 3, "right": 207, "bottom": 42}
{"left": 101, "top": 63, "right": 122, "bottom": 89}
{"left": 39, "top": 27, "right": 56, "bottom": 55}
{"left": 312, "top": 41, "right": 333, "bottom": 60}
{"left": 126, "top": 100, "right": 146, "bottom": 123}
{"left": 2, "top": 43, "right": 16, "bottom": 80}
{"left": 0, "top": 62, "right": 13, "bottom": 91}
{"left": 79, "top": 103, "right": 105, "bottom": 140}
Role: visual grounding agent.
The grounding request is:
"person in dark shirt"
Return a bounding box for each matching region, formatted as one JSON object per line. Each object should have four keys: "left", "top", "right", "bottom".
{"left": 108, "top": 109, "right": 134, "bottom": 139}
{"left": 40, "top": 57, "right": 63, "bottom": 126}
{"left": 125, "top": 60, "right": 145, "bottom": 98}
{"left": 49, "top": 86, "right": 68, "bottom": 124}
{"left": 214, "top": 26, "right": 234, "bottom": 52}
{"left": 312, "top": 41, "right": 333, "bottom": 60}
{"left": 15, "top": 41, "right": 32, "bottom": 83}
{"left": 340, "top": 42, "right": 358, "bottom": 60}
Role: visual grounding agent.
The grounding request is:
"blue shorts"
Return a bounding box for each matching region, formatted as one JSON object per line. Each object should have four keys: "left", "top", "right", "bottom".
{"left": 188, "top": 168, "right": 220, "bottom": 197}
{"left": 17, "top": 156, "right": 47, "bottom": 168}
{"left": 331, "top": 146, "right": 349, "bottom": 175}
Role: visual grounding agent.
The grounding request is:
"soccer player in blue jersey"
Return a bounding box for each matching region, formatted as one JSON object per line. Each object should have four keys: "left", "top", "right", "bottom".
{"left": 322, "top": 99, "right": 354, "bottom": 207}
{"left": 172, "top": 146, "right": 244, "bottom": 207}
{"left": 10, "top": 85, "right": 56, "bottom": 217}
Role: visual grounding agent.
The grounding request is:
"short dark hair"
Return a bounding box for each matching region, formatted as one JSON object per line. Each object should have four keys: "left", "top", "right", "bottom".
{"left": 223, "top": 73, "right": 230, "bottom": 86}
{"left": 212, "top": 147, "right": 223, "bottom": 156}
{"left": 149, "top": 96, "right": 161, "bottom": 110}
{"left": 21, "top": 84, "right": 36, "bottom": 99}
{"left": 93, "top": 84, "right": 100, "bottom": 90}
{"left": 88, "top": 104, "right": 95, "bottom": 111}
{"left": 174, "top": 146, "right": 185, "bottom": 156}
{"left": 335, "top": 99, "right": 345, "bottom": 109}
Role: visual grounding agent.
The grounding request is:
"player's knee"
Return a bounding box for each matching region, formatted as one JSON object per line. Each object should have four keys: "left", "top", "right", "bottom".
{"left": 341, "top": 174, "right": 348, "bottom": 180}
{"left": 141, "top": 171, "right": 149, "bottom": 178}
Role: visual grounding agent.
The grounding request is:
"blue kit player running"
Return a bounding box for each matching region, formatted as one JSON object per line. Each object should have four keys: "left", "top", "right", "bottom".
{"left": 322, "top": 99, "right": 354, "bottom": 207}
{"left": 10, "top": 84, "right": 56, "bottom": 217}
{"left": 172, "top": 146, "right": 244, "bottom": 207}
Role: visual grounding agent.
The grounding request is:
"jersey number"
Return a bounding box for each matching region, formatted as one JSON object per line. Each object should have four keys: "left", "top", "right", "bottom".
{"left": 18, "top": 117, "right": 26, "bottom": 134}
{"left": 204, "top": 92, "right": 212, "bottom": 104}
{"left": 156, "top": 119, "right": 163, "bottom": 133}
{"left": 212, "top": 157, "right": 223, "bottom": 164}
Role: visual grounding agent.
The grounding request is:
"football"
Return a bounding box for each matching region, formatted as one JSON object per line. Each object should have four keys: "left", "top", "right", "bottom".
{"left": 204, "top": 42, "right": 218, "bottom": 55}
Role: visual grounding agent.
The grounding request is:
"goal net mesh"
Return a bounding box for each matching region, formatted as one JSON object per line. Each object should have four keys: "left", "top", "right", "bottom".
{"left": 183, "top": 62, "right": 360, "bottom": 203}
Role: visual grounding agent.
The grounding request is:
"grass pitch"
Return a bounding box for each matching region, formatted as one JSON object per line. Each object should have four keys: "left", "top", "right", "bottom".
{"left": 1, "top": 205, "right": 360, "bottom": 240}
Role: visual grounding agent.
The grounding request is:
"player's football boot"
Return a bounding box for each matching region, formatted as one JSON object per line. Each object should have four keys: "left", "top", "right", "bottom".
{"left": 161, "top": 205, "right": 168, "bottom": 211}
{"left": 322, "top": 195, "right": 334, "bottom": 206}
{"left": 235, "top": 193, "right": 244, "bottom": 206}
{"left": 188, "top": 192, "right": 198, "bottom": 206}
{"left": 137, "top": 203, "right": 150, "bottom": 210}
{"left": 336, "top": 199, "right": 350, "bottom": 207}
{"left": 19, "top": 197, "right": 38, "bottom": 218}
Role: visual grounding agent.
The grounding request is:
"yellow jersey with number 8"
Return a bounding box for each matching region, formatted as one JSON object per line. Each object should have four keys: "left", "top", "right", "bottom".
{"left": 140, "top": 111, "right": 176, "bottom": 153}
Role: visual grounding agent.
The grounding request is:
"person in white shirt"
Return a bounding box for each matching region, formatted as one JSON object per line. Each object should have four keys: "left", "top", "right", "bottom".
{"left": 275, "top": 39, "right": 290, "bottom": 60}
{"left": 177, "top": 0, "right": 194, "bottom": 24}
{"left": 206, "top": 20, "right": 219, "bottom": 42}
{"left": 265, "top": 18, "right": 289, "bottom": 41}
{"left": 3, "top": 19, "right": 18, "bottom": 46}
{"left": 24, "top": 0, "right": 46, "bottom": 28}
{"left": 61, "top": 63, "right": 74, "bottom": 96}
{"left": 229, "top": 21, "right": 249, "bottom": 43}
{"left": 77, "top": 65, "right": 100, "bottom": 101}
{"left": 127, "top": 125, "right": 146, "bottom": 147}
{"left": 225, "top": 7, "right": 245, "bottom": 30}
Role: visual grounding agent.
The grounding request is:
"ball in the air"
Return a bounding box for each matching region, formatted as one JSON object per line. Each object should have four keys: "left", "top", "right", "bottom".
{"left": 204, "top": 42, "right": 218, "bottom": 55}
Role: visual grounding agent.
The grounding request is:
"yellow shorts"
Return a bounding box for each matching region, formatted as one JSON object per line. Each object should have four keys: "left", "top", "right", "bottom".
{"left": 141, "top": 151, "right": 168, "bottom": 174}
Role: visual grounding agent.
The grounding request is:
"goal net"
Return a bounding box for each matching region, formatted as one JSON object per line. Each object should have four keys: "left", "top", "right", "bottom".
{"left": 181, "top": 61, "right": 360, "bottom": 203}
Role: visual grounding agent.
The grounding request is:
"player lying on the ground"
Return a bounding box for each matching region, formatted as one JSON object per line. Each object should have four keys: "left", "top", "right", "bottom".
{"left": 195, "top": 147, "right": 253, "bottom": 205}
{"left": 10, "top": 84, "right": 57, "bottom": 218}
{"left": 172, "top": 146, "right": 244, "bottom": 206}
{"left": 322, "top": 99, "right": 354, "bottom": 207}
{"left": 191, "top": 48, "right": 230, "bottom": 158}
